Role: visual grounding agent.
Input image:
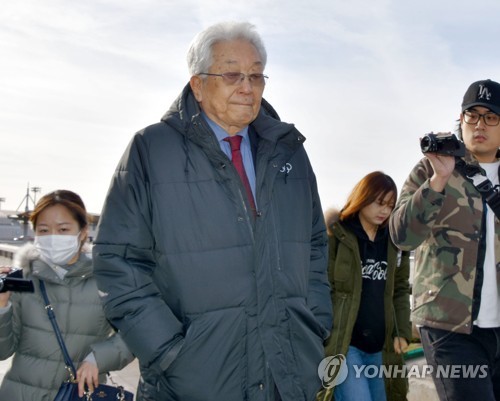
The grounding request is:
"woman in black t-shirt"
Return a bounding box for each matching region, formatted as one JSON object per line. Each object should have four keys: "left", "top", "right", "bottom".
{"left": 318, "top": 171, "right": 411, "bottom": 401}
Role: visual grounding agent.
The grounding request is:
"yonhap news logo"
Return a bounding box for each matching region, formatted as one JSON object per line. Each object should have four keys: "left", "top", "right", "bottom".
{"left": 318, "top": 355, "right": 488, "bottom": 389}
{"left": 317, "top": 354, "right": 349, "bottom": 389}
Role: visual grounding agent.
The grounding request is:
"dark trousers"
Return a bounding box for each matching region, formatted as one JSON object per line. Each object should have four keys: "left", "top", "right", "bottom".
{"left": 420, "top": 325, "right": 500, "bottom": 401}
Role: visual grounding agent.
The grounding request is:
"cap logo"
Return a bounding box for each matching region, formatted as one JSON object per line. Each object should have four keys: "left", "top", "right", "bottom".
{"left": 478, "top": 84, "right": 492, "bottom": 101}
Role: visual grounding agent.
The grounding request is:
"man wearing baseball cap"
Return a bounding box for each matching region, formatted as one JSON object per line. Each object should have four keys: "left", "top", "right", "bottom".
{"left": 390, "top": 79, "right": 500, "bottom": 401}
{"left": 462, "top": 79, "right": 500, "bottom": 115}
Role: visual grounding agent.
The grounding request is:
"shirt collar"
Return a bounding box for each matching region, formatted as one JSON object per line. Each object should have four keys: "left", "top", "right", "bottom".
{"left": 202, "top": 112, "right": 249, "bottom": 143}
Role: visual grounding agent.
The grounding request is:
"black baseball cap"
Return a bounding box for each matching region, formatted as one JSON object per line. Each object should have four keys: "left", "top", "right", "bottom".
{"left": 462, "top": 79, "right": 500, "bottom": 115}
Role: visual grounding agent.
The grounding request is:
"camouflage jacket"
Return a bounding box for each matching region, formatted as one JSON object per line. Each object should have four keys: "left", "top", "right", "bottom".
{"left": 389, "top": 151, "right": 500, "bottom": 334}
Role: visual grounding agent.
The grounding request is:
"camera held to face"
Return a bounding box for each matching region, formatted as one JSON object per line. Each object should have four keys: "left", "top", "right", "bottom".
{"left": 420, "top": 132, "right": 466, "bottom": 157}
{"left": 0, "top": 267, "right": 35, "bottom": 293}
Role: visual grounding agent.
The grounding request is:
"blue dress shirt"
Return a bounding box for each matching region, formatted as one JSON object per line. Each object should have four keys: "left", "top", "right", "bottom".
{"left": 202, "top": 113, "right": 257, "bottom": 204}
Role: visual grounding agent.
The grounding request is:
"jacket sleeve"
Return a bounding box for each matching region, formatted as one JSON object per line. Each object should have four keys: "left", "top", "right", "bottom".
{"left": 392, "top": 250, "right": 412, "bottom": 341}
{"left": 0, "top": 302, "right": 17, "bottom": 360}
{"left": 0, "top": 256, "right": 31, "bottom": 360}
{"left": 326, "top": 233, "right": 339, "bottom": 294}
{"left": 90, "top": 332, "right": 135, "bottom": 373}
{"left": 389, "top": 158, "right": 446, "bottom": 251}
{"left": 306, "top": 165, "right": 333, "bottom": 339}
{"left": 93, "top": 133, "right": 184, "bottom": 374}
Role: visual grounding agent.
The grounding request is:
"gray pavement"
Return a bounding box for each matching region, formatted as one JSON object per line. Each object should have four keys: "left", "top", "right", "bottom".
{"left": 407, "top": 357, "right": 439, "bottom": 401}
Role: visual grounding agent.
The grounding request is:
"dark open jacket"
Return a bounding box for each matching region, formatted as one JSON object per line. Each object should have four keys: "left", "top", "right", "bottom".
{"left": 93, "top": 84, "right": 332, "bottom": 401}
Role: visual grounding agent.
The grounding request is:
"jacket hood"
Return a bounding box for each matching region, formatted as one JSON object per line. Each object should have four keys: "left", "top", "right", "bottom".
{"left": 161, "top": 83, "right": 201, "bottom": 128}
{"left": 324, "top": 208, "right": 341, "bottom": 236}
{"left": 13, "top": 243, "right": 40, "bottom": 272}
{"left": 13, "top": 242, "right": 93, "bottom": 277}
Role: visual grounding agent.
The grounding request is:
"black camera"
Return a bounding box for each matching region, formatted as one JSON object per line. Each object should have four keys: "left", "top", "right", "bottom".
{"left": 0, "top": 267, "right": 34, "bottom": 293}
{"left": 420, "top": 133, "right": 465, "bottom": 157}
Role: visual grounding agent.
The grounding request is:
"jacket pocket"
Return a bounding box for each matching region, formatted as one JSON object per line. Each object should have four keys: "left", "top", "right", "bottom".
{"left": 325, "top": 292, "right": 348, "bottom": 357}
{"left": 159, "top": 307, "right": 246, "bottom": 401}
{"left": 413, "top": 244, "right": 474, "bottom": 329}
{"left": 284, "top": 298, "right": 324, "bottom": 400}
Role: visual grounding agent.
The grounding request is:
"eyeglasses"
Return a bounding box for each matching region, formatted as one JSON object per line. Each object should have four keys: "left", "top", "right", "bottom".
{"left": 463, "top": 110, "right": 500, "bottom": 127}
{"left": 199, "top": 72, "right": 268, "bottom": 87}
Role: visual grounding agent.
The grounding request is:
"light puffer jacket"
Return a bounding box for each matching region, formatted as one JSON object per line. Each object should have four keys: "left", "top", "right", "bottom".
{"left": 93, "top": 83, "right": 332, "bottom": 401}
{"left": 0, "top": 244, "right": 134, "bottom": 401}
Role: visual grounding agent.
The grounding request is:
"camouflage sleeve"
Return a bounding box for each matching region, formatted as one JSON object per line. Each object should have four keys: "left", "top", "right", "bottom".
{"left": 389, "top": 158, "right": 446, "bottom": 250}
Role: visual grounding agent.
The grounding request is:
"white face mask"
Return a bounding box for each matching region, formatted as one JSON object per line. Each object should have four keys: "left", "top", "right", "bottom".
{"left": 34, "top": 233, "right": 81, "bottom": 266}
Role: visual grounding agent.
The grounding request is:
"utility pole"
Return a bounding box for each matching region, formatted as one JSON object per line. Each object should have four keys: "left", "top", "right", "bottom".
{"left": 15, "top": 183, "right": 38, "bottom": 238}
{"left": 31, "top": 186, "right": 41, "bottom": 206}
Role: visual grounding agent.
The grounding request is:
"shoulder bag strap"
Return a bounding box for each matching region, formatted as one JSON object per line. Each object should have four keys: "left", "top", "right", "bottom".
{"left": 39, "top": 280, "right": 78, "bottom": 380}
{"left": 455, "top": 158, "right": 500, "bottom": 219}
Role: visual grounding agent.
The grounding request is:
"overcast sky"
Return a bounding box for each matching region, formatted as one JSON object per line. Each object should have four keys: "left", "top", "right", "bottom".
{"left": 1, "top": 0, "right": 500, "bottom": 214}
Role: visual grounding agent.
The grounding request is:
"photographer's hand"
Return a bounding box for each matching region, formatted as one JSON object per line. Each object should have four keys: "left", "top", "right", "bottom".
{"left": 428, "top": 154, "right": 455, "bottom": 192}
{"left": 424, "top": 145, "right": 455, "bottom": 193}
{"left": 0, "top": 266, "right": 12, "bottom": 307}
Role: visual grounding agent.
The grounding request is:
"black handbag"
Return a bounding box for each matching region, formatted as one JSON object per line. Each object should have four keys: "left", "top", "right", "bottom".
{"left": 53, "top": 381, "right": 132, "bottom": 401}
{"left": 39, "top": 280, "right": 134, "bottom": 401}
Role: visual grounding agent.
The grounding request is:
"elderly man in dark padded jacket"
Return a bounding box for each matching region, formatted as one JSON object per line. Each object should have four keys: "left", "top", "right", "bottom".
{"left": 93, "top": 21, "right": 332, "bottom": 401}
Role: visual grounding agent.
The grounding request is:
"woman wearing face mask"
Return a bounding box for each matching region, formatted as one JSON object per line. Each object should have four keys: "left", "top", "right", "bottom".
{"left": 0, "top": 190, "right": 134, "bottom": 401}
{"left": 317, "top": 171, "right": 411, "bottom": 401}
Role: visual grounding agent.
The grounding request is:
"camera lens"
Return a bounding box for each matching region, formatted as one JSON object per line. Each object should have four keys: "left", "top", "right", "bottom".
{"left": 420, "top": 135, "right": 434, "bottom": 153}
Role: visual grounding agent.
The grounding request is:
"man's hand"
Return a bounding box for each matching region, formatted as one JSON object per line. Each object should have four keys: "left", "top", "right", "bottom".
{"left": 422, "top": 134, "right": 456, "bottom": 193}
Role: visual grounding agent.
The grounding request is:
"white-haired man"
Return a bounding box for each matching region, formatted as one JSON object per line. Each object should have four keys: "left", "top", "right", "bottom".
{"left": 93, "top": 21, "right": 332, "bottom": 401}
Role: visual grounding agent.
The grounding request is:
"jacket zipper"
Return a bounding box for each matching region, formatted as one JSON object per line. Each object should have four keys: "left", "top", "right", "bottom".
{"left": 333, "top": 293, "right": 347, "bottom": 353}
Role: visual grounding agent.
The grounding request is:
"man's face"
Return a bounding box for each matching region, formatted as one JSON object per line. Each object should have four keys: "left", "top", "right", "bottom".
{"left": 190, "top": 39, "right": 265, "bottom": 135}
{"left": 461, "top": 106, "right": 500, "bottom": 162}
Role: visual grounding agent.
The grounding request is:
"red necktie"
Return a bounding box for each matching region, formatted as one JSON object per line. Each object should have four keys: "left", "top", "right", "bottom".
{"left": 224, "top": 135, "right": 256, "bottom": 214}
